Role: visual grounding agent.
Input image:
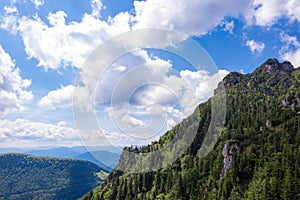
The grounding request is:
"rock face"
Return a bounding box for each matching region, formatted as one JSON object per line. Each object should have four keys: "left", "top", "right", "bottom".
{"left": 266, "top": 62, "right": 279, "bottom": 74}
{"left": 263, "top": 58, "right": 294, "bottom": 74}
{"left": 220, "top": 142, "right": 242, "bottom": 180}
{"left": 281, "top": 61, "right": 294, "bottom": 71}
{"left": 220, "top": 143, "right": 232, "bottom": 180}
{"left": 266, "top": 120, "right": 271, "bottom": 128}
{"left": 222, "top": 72, "right": 242, "bottom": 87}
{"left": 282, "top": 94, "right": 300, "bottom": 110}
{"left": 215, "top": 71, "right": 246, "bottom": 94}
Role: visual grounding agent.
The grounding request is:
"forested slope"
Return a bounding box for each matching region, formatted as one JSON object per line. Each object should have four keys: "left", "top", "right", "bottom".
{"left": 84, "top": 58, "right": 300, "bottom": 200}
{"left": 0, "top": 153, "right": 106, "bottom": 200}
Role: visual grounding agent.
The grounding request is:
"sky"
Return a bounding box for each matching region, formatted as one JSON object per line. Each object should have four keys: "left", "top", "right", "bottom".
{"left": 0, "top": 0, "right": 300, "bottom": 148}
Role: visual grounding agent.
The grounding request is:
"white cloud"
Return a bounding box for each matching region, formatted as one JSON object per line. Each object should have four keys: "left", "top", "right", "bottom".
{"left": 30, "top": 0, "right": 44, "bottom": 9}
{"left": 221, "top": 20, "right": 235, "bottom": 34}
{"left": 280, "top": 33, "right": 300, "bottom": 67}
{"left": 3, "top": 6, "right": 18, "bottom": 14}
{"left": 245, "top": 0, "right": 300, "bottom": 26}
{"left": 79, "top": 128, "right": 134, "bottom": 147}
{"left": 47, "top": 10, "right": 67, "bottom": 26}
{"left": 180, "top": 69, "right": 229, "bottom": 103}
{"left": 131, "top": 84, "right": 178, "bottom": 107}
{"left": 132, "top": 0, "right": 251, "bottom": 36}
{"left": 122, "top": 114, "right": 146, "bottom": 127}
{"left": 13, "top": 10, "right": 131, "bottom": 70}
{"left": 285, "top": 52, "right": 300, "bottom": 67}
{"left": 38, "top": 85, "right": 75, "bottom": 109}
{"left": 246, "top": 39, "right": 265, "bottom": 53}
{"left": 57, "top": 121, "right": 67, "bottom": 127}
{"left": 91, "top": 50, "right": 180, "bottom": 134}
{"left": 0, "top": 13, "right": 18, "bottom": 33}
{"left": 280, "top": 33, "right": 300, "bottom": 46}
{"left": 162, "top": 106, "right": 181, "bottom": 130}
{"left": 91, "top": 50, "right": 228, "bottom": 136}
{"left": 0, "top": 0, "right": 256, "bottom": 71}
{"left": 0, "top": 0, "right": 236, "bottom": 147}
{"left": 90, "top": 0, "right": 104, "bottom": 18}
{"left": 94, "top": 49, "right": 173, "bottom": 106}
{"left": 0, "top": 45, "right": 33, "bottom": 115}
{"left": 6, "top": 0, "right": 293, "bottom": 73}
{"left": 0, "top": 118, "right": 135, "bottom": 147}
{"left": 112, "top": 64, "right": 127, "bottom": 72}
{"left": 2, "top": 0, "right": 300, "bottom": 74}
{"left": 0, "top": 119, "right": 79, "bottom": 147}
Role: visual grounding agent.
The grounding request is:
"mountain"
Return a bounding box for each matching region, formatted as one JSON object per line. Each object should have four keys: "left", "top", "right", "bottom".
{"left": 0, "top": 146, "right": 60, "bottom": 154}
{"left": 26, "top": 147, "right": 84, "bottom": 158}
{"left": 75, "top": 151, "right": 121, "bottom": 172}
{"left": 25, "top": 146, "right": 122, "bottom": 170}
{"left": 0, "top": 153, "right": 108, "bottom": 200}
{"left": 83, "top": 59, "right": 300, "bottom": 200}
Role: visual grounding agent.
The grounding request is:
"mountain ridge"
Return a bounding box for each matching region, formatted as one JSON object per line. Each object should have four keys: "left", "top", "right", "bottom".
{"left": 84, "top": 58, "right": 300, "bottom": 199}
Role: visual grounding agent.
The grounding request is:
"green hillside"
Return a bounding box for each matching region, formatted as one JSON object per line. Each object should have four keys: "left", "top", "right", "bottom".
{"left": 0, "top": 153, "right": 107, "bottom": 200}
{"left": 84, "top": 59, "right": 300, "bottom": 200}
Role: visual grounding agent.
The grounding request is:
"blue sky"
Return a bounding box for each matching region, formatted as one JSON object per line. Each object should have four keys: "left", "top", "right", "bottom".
{"left": 0, "top": 0, "right": 300, "bottom": 148}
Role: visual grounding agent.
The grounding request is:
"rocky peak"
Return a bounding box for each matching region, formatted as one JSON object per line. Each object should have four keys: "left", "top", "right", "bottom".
{"left": 261, "top": 58, "right": 294, "bottom": 74}
{"left": 264, "top": 58, "right": 280, "bottom": 74}
{"left": 222, "top": 72, "right": 242, "bottom": 87}
{"left": 281, "top": 61, "right": 294, "bottom": 71}
{"left": 215, "top": 59, "right": 297, "bottom": 97}
{"left": 215, "top": 72, "right": 244, "bottom": 94}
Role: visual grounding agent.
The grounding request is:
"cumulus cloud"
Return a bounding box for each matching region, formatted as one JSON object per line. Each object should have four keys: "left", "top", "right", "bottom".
{"left": 280, "top": 33, "right": 300, "bottom": 67}
{"left": 57, "top": 121, "right": 67, "bottom": 127}
{"left": 0, "top": 118, "right": 134, "bottom": 147}
{"left": 89, "top": 50, "right": 179, "bottom": 134}
{"left": 0, "top": 12, "right": 18, "bottom": 33}
{"left": 2, "top": 0, "right": 300, "bottom": 73}
{"left": 221, "top": 20, "right": 235, "bottom": 34}
{"left": 90, "top": 0, "right": 104, "bottom": 18}
{"left": 132, "top": 0, "right": 251, "bottom": 36}
{"left": 30, "top": 0, "right": 44, "bottom": 9}
{"left": 0, "top": 119, "right": 80, "bottom": 147}
{"left": 0, "top": 45, "right": 33, "bottom": 115}
{"left": 91, "top": 50, "right": 228, "bottom": 135}
{"left": 245, "top": 0, "right": 300, "bottom": 26}
{"left": 95, "top": 50, "right": 172, "bottom": 105}
{"left": 0, "top": 0, "right": 237, "bottom": 146}
{"left": 38, "top": 85, "right": 75, "bottom": 109}
{"left": 78, "top": 128, "right": 135, "bottom": 147}
{"left": 7, "top": 0, "right": 300, "bottom": 75}
{"left": 0, "top": 0, "right": 253, "bottom": 71}
{"left": 3, "top": 6, "right": 18, "bottom": 14}
{"left": 180, "top": 69, "right": 229, "bottom": 103}
{"left": 5, "top": 9, "right": 131, "bottom": 70}
{"left": 246, "top": 39, "right": 265, "bottom": 53}
{"left": 107, "top": 106, "right": 147, "bottom": 130}
{"left": 131, "top": 84, "right": 178, "bottom": 107}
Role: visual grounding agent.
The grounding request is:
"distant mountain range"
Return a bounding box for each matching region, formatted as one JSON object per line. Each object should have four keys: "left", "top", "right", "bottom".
{"left": 0, "top": 153, "right": 108, "bottom": 200}
{"left": 0, "top": 146, "right": 122, "bottom": 172}
{"left": 26, "top": 147, "right": 87, "bottom": 158}
{"left": 75, "top": 151, "right": 120, "bottom": 171}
